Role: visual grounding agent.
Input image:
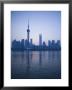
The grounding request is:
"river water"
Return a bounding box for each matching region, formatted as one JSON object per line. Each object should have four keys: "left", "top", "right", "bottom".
{"left": 11, "top": 51, "right": 61, "bottom": 79}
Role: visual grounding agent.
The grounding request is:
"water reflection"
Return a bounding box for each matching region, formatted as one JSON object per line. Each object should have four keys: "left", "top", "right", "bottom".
{"left": 39, "top": 51, "right": 42, "bottom": 66}
{"left": 11, "top": 51, "right": 61, "bottom": 79}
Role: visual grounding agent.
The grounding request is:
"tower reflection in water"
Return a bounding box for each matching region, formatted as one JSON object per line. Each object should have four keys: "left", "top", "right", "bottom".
{"left": 26, "top": 50, "right": 30, "bottom": 73}
{"left": 39, "top": 51, "right": 42, "bottom": 66}
{"left": 11, "top": 51, "right": 61, "bottom": 79}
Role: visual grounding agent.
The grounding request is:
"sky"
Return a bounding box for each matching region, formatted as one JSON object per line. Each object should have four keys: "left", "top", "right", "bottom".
{"left": 11, "top": 11, "right": 61, "bottom": 45}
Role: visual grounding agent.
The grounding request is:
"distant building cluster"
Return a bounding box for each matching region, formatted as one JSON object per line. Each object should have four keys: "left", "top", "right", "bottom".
{"left": 11, "top": 39, "right": 61, "bottom": 51}
{"left": 11, "top": 21, "right": 61, "bottom": 51}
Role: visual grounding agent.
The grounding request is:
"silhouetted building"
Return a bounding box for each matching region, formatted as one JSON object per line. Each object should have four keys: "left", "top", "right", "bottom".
{"left": 12, "top": 39, "right": 61, "bottom": 51}
{"left": 12, "top": 40, "right": 21, "bottom": 51}
{"left": 30, "top": 39, "right": 33, "bottom": 45}
{"left": 52, "top": 40, "right": 55, "bottom": 49}
{"left": 25, "top": 39, "right": 28, "bottom": 48}
{"left": 57, "top": 40, "right": 60, "bottom": 46}
{"left": 48, "top": 40, "right": 51, "bottom": 46}
{"left": 39, "top": 34, "right": 42, "bottom": 46}
{"left": 12, "top": 40, "right": 17, "bottom": 49}
{"left": 56, "top": 40, "right": 61, "bottom": 50}
{"left": 52, "top": 40, "right": 55, "bottom": 45}
{"left": 43, "top": 41, "right": 46, "bottom": 46}
{"left": 11, "top": 20, "right": 61, "bottom": 51}
{"left": 21, "top": 39, "right": 24, "bottom": 50}
{"left": 48, "top": 40, "right": 52, "bottom": 49}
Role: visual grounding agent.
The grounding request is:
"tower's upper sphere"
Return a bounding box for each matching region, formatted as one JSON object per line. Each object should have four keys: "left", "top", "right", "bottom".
{"left": 27, "top": 29, "right": 30, "bottom": 32}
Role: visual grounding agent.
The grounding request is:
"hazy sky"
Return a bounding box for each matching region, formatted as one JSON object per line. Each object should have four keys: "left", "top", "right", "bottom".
{"left": 11, "top": 11, "right": 61, "bottom": 45}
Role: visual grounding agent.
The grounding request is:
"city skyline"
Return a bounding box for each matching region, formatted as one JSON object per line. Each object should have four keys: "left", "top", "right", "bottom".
{"left": 11, "top": 11, "right": 61, "bottom": 45}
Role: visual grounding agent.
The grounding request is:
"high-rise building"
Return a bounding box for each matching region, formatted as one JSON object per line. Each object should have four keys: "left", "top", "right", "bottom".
{"left": 43, "top": 41, "right": 46, "bottom": 46}
{"left": 52, "top": 40, "right": 55, "bottom": 49}
{"left": 39, "top": 34, "right": 42, "bottom": 46}
{"left": 48, "top": 40, "right": 51, "bottom": 46}
{"left": 21, "top": 39, "right": 24, "bottom": 49}
{"left": 52, "top": 40, "right": 55, "bottom": 45}
{"left": 30, "top": 38, "right": 32, "bottom": 45}
{"left": 57, "top": 40, "right": 60, "bottom": 46}
{"left": 56, "top": 40, "right": 61, "bottom": 49}
{"left": 25, "top": 39, "right": 28, "bottom": 47}
{"left": 12, "top": 40, "right": 17, "bottom": 49}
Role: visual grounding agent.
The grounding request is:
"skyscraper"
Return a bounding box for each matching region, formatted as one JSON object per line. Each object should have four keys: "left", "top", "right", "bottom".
{"left": 21, "top": 39, "right": 24, "bottom": 49}
{"left": 25, "top": 39, "right": 28, "bottom": 47}
{"left": 57, "top": 40, "right": 60, "bottom": 46}
{"left": 39, "top": 34, "right": 42, "bottom": 46}
{"left": 48, "top": 40, "right": 51, "bottom": 46}
{"left": 30, "top": 38, "right": 33, "bottom": 45}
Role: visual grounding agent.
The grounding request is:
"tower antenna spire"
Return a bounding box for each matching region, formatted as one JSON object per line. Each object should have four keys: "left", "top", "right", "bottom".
{"left": 28, "top": 19, "right": 29, "bottom": 29}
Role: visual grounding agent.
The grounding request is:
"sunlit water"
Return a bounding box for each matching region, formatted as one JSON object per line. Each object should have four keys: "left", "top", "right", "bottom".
{"left": 11, "top": 51, "right": 61, "bottom": 79}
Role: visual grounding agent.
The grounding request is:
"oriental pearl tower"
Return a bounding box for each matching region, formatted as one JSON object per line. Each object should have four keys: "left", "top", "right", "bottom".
{"left": 27, "top": 20, "right": 30, "bottom": 47}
